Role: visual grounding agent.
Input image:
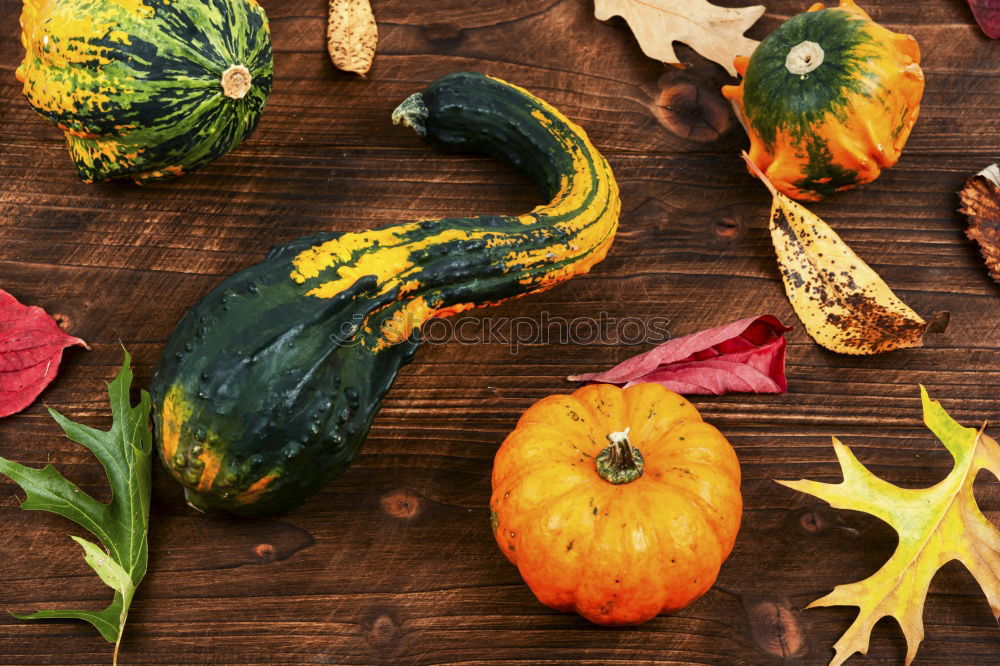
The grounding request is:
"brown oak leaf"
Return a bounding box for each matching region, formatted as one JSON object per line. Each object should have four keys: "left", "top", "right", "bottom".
{"left": 959, "top": 163, "right": 1000, "bottom": 285}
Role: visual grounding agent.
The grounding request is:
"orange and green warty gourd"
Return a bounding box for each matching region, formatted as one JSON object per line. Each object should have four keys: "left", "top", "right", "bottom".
{"left": 723, "top": 0, "right": 924, "bottom": 201}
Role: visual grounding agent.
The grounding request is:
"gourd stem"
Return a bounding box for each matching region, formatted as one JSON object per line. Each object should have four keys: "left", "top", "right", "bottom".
{"left": 785, "top": 41, "right": 824, "bottom": 75}
{"left": 607, "top": 428, "right": 634, "bottom": 467}
{"left": 221, "top": 64, "right": 253, "bottom": 100}
{"left": 392, "top": 93, "right": 429, "bottom": 138}
{"left": 595, "top": 427, "right": 644, "bottom": 484}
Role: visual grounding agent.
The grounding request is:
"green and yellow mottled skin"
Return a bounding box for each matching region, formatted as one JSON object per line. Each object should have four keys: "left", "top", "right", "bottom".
{"left": 17, "top": 0, "right": 272, "bottom": 182}
{"left": 151, "top": 72, "right": 621, "bottom": 516}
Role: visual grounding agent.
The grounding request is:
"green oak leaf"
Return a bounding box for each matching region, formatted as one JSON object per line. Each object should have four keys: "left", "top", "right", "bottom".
{"left": 0, "top": 350, "right": 151, "bottom": 664}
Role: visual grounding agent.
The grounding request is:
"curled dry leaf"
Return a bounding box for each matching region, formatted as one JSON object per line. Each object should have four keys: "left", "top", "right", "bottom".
{"left": 777, "top": 388, "right": 1000, "bottom": 666}
{"left": 968, "top": 0, "right": 1000, "bottom": 38}
{"left": 958, "top": 163, "right": 1000, "bottom": 285}
{"left": 0, "top": 289, "right": 87, "bottom": 418}
{"left": 594, "top": 0, "right": 765, "bottom": 77}
{"left": 327, "top": 0, "right": 378, "bottom": 76}
{"left": 743, "top": 153, "right": 945, "bottom": 355}
{"left": 568, "top": 315, "right": 791, "bottom": 395}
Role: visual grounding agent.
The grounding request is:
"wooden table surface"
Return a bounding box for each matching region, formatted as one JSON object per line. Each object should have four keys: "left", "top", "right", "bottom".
{"left": 2, "top": 0, "right": 999, "bottom": 664}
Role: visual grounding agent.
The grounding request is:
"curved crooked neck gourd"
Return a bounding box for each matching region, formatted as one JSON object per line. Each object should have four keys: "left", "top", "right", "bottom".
{"left": 151, "top": 72, "right": 620, "bottom": 516}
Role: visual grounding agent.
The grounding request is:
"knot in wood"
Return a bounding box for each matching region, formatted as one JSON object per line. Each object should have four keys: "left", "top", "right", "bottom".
{"left": 422, "top": 22, "right": 463, "bottom": 41}
{"left": 655, "top": 77, "right": 731, "bottom": 142}
{"left": 367, "top": 614, "right": 400, "bottom": 647}
{"left": 745, "top": 600, "right": 806, "bottom": 657}
{"left": 715, "top": 217, "right": 742, "bottom": 239}
{"left": 381, "top": 490, "right": 421, "bottom": 519}
{"left": 799, "top": 510, "right": 823, "bottom": 533}
{"left": 787, "top": 505, "right": 859, "bottom": 539}
{"left": 254, "top": 542, "right": 277, "bottom": 562}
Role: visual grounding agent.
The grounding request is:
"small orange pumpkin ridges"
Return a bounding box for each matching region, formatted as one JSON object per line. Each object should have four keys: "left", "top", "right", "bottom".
{"left": 489, "top": 383, "right": 742, "bottom": 625}
{"left": 722, "top": 0, "right": 925, "bottom": 202}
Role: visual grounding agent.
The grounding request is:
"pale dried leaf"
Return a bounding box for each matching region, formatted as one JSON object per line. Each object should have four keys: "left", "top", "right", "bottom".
{"left": 594, "top": 0, "right": 765, "bottom": 77}
{"left": 327, "top": 0, "right": 378, "bottom": 76}
{"left": 777, "top": 388, "right": 1000, "bottom": 666}
{"left": 743, "top": 153, "right": 942, "bottom": 355}
{"left": 959, "top": 163, "right": 1000, "bottom": 285}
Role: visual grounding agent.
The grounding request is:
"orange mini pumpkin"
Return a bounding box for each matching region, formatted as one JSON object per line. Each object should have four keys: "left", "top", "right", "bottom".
{"left": 722, "top": 0, "right": 924, "bottom": 201}
{"left": 490, "top": 383, "right": 742, "bottom": 625}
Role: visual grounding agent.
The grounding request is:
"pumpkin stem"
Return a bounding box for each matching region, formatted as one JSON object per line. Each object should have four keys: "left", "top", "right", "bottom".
{"left": 785, "top": 41, "right": 825, "bottom": 76}
{"left": 595, "top": 427, "right": 645, "bottom": 484}
{"left": 221, "top": 64, "right": 253, "bottom": 100}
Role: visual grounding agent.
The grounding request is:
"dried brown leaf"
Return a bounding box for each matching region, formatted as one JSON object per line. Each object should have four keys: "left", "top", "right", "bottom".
{"left": 327, "top": 0, "right": 378, "bottom": 76}
{"left": 959, "top": 163, "right": 1000, "bottom": 285}
{"left": 594, "top": 0, "right": 765, "bottom": 77}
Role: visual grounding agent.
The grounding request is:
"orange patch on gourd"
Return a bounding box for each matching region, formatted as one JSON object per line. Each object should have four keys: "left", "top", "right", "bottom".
{"left": 195, "top": 449, "right": 223, "bottom": 493}
{"left": 158, "top": 384, "right": 190, "bottom": 462}
{"left": 235, "top": 475, "right": 277, "bottom": 504}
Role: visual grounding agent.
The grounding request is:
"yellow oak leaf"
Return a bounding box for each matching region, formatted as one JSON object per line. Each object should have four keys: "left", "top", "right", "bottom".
{"left": 777, "top": 387, "right": 1000, "bottom": 666}
{"left": 742, "top": 152, "right": 944, "bottom": 355}
{"left": 594, "top": 0, "right": 764, "bottom": 77}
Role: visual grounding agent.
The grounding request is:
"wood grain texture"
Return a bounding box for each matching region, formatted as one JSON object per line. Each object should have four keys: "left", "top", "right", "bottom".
{"left": 1, "top": 0, "right": 999, "bottom": 663}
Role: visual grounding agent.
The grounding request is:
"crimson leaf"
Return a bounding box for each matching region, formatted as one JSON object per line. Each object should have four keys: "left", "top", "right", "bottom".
{"left": 568, "top": 315, "right": 791, "bottom": 395}
{"left": 0, "top": 289, "right": 87, "bottom": 418}
{"left": 968, "top": 0, "right": 1000, "bottom": 38}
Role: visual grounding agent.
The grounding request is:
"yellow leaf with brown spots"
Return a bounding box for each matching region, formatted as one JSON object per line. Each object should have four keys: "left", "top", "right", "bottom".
{"left": 743, "top": 152, "right": 943, "bottom": 355}
{"left": 777, "top": 388, "right": 1000, "bottom": 666}
{"left": 327, "top": 0, "right": 378, "bottom": 76}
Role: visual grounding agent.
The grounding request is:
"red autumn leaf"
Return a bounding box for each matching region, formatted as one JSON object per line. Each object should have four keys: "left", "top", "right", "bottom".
{"left": 0, "top": 289, "right": 88, "bottom": 418}
{"left": 568, "top": 315, "right": 791, "bottom": 395}
{"left": 968, "top": 0, "right": 1000, "bottom": 38}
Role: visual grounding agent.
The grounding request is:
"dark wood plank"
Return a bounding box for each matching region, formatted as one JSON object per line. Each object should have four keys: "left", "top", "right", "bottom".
{"left": 2, "top": 0, "right": 1000, "bottom": 663}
